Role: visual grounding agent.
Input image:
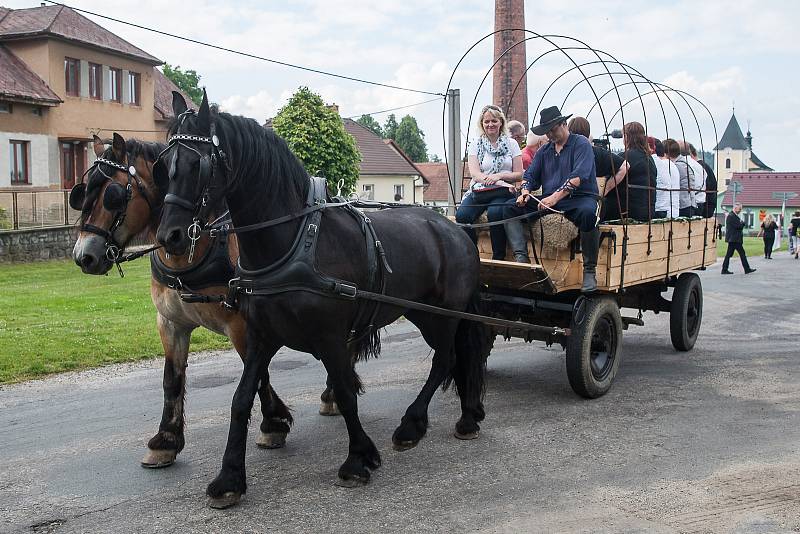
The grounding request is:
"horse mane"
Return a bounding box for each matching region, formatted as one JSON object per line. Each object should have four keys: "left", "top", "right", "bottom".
{"left": 126, "top": 138, "right": 166, "bottom": 165}
{"left": 169, "top": 109, "right": 310, "bottom": 212}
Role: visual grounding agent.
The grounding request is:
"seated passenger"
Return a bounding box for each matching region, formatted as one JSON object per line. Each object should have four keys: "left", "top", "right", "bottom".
{"left": 603, "top": 121, "right": 656, "bottom": 222}
{"left": 503, "top": 106, "right": 601, "bottom": 293}
{"left": 521, "top": 131, "right": 547, "bottom": 171}
{"left": 655, "top": 138, "right": 681, "bottom": 218}
{"left": 455, "top": 104, "right": 523, "bottom": 260}
{"left": 568, "top": 116, "right": 623, "bottom": 195}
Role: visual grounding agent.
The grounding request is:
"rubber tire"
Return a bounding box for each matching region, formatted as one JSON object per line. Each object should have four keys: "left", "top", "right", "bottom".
{"left": 565, "top": 296, "right": 623, "bottom": 399}
{"left": 670, "top": 272, "right": 703, "bottom": 351}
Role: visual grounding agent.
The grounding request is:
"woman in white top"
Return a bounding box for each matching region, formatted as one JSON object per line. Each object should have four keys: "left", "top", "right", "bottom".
{"left": 455, "top": 104, "right": 523, "bottom": 259}
{"left": 654, "top": 138, "right": 682, "bottom": 218}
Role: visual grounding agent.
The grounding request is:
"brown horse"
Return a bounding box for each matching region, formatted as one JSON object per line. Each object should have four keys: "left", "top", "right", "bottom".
{"left": 71, "top": 133, "right": 337, "bottom": 468}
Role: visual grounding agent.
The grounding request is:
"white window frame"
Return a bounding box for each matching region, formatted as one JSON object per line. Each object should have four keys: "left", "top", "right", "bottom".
{"left": 362, "top": 184, "right": 375, "bottom": 200}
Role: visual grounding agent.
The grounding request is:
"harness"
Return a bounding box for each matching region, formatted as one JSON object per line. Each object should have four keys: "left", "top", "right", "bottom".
{"left": 150, "top": 213, "right": 235, "bottom": 291}
{"left": 226, "top": 177, "right": 389, "bottom": 345}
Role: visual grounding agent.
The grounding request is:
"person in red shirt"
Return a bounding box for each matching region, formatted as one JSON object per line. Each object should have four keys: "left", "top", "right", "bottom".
{"left": 521, "top": 131, "right": 547, "bottom": 170}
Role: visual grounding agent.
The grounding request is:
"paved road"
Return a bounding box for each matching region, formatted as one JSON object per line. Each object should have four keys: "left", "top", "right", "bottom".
{"left": 2, "top": 253, "right": 799, "bottom": 533}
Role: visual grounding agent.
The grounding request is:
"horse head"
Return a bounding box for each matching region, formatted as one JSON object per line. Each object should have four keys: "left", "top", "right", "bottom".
{"left": 156, "top": 90, "right": 228, "bottom": 257}
{"left": 72, "top": 133, "right": 166, "bottom": 274}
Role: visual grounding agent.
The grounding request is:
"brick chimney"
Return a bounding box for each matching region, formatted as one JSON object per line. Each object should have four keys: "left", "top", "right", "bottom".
{"left": 493, "top": 0, "right": 528, "bottom": 129}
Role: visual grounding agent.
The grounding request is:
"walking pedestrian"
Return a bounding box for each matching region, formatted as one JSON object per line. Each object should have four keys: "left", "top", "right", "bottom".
{"left": 721, "top": 203, "right": 756, "bottom": 274}
{"left": 790, "top": 211, "right": 800, "bottom": 259}
{"left": 757, "top": 214, "right": 778, "bottom": 259}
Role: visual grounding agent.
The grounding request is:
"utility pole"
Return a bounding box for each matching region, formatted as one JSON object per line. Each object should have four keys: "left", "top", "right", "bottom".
{"left": 771, "top": 191, "right": 798, "bottom": 235}
{"left": 730, "top": 181, "right": 742, "bottom": 207}
{"left": 446, "top": 88, "right": 462, "bottom": 217}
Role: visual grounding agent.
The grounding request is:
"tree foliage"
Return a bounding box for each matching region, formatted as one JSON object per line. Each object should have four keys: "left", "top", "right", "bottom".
{"left": 356, "top": 114, "right": 383, "bottom": 137}
{"left": 162, "top": 64, "right": 203, "bottom": 106}
{"left": 272, "top": 87, "right": 361, "bottom": 196}
{"left": 394, "top": 114, "right": 429, "bottom": 162}
{"left": 383, "top": 114, "right": 398, "bottom": 141}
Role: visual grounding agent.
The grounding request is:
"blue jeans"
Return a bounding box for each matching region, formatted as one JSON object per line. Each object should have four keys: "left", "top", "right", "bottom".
{"left": 456, "top": 190, "right": 514, "bottom": 260}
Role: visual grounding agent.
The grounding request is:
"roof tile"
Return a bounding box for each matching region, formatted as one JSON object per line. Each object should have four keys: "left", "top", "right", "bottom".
{"left": 0, "top": 44, "right": 61, "bottom": 104}
{"left": 153, "top": 68, "right": 196, "bottom": 120}
{"left": 0, "top": 5, "right": 160, "bottom": 64}
{"left": 722, "top": 172, "right": 800, "bottom": 208}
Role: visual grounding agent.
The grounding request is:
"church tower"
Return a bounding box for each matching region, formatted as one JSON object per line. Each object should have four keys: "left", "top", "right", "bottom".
{"left": 493, "top": 0, "right": 528, "bottom": 129}
{"left": 714, "top": 111, "right": 772, "bottom": 187}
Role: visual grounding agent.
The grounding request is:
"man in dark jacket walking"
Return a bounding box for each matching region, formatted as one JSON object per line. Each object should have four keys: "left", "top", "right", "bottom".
{"left": 721, "top": 203, "right": 756, "bottom": 274}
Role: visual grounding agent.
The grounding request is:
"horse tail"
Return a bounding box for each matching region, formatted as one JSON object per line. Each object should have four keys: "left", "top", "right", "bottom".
{"left": 445, "top": 290, "right": 493, "bottom": 401}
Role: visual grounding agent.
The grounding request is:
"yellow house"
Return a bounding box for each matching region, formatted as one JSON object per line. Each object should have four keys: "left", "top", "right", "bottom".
{"left": 0, "top": 4, "right": 190, "bottom": 190}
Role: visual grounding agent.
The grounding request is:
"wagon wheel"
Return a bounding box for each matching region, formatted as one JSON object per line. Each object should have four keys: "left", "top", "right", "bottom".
{"left": 565, "top": 296, "right": 623, "bottom": 399}
{"left": 669, "top": 273, "right": 703, "bottom": 351}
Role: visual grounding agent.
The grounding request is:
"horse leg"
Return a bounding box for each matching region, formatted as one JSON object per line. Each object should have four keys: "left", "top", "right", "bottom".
{"left": 321, "top": 350, "right": 381, "bottom": 487}
{"left": 451, "top": 312, "right": 491, "bottom": 440}
{"left": 228, "top": 328, "right": 293, "bottom": 449}
{"left": 141, "top": 314, "right": 191, "bottom": 468}
{"left": 392, "top": 314, "right": 459, "bottom": 451}
{"left": 207, "top": 337, "right": 280, "bottom": 509}
{"left": 319, "top": 373, "right": 340, "bottom": 416}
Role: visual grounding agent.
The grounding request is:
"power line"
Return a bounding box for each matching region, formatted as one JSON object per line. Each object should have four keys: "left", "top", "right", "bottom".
{"left": 345, "top": 97, "right": 444, "bottom": 119}
{"left": 44, "top": 1, "right": 444, "bottom": 97}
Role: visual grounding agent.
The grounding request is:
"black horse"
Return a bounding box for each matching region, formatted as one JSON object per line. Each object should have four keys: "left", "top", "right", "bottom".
{"left": 157, "top": 90, "right": 492, "bottom": 508}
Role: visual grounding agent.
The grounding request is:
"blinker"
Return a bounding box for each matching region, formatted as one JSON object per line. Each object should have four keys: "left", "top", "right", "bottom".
{"left": 103, "top": 182, "right": 128, "bottom": 211}
{"left": 69, "top": 182, "right": 87, "bottom": 210}
{"left": 199, "top": 155, "right": 211, "bottom": 183}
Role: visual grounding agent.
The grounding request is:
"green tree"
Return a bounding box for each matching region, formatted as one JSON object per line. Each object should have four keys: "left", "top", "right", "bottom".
{"left": 383, "top": 114, "right": 398, "bottom": 140}
{"left": 272, "top": 87, "right": 361, "bottom": 196}
{"left": 162, "top": 64, "right": 203, "bottom": 106}
{"left": 429, "top": 153, "right": 442, "bottom": 163}
{"left": 356, "top": 114, "right": 383, "bottom": 137}
{"left": 394, "top": 114, "right": 428, "bottom": 162}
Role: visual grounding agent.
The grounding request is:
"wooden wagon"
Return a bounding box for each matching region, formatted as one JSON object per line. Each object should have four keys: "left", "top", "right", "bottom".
{"left": 477, "top": 215, "right": 716, "bottom": 398}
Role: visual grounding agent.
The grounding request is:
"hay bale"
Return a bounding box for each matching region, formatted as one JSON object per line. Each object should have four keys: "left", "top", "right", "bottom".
{"left": 529, "top": 214, "right": 579, "bottom": 250}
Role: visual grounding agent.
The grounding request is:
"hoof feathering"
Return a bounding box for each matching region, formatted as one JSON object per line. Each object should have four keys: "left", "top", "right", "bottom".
{"left": 140, "top": 449, "right": 177, "bottom": 468}
{"left": 256, "top": 431, "right": 287, "bottom": 449}
{"left": 319, "top": 401, "right": 340, "bottom": 416}
{"left": 207, "top": 491, "right": 241, "bottom": 509}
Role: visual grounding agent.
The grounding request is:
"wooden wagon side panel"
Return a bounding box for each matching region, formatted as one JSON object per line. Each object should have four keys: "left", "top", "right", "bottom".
{"left": 477, "top": 217, "right": 716, "bottom": 293}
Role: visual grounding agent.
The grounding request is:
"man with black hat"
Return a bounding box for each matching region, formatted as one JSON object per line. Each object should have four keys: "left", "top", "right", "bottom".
{"left": 503, "top": 106, "right": 601, "bottom": 292}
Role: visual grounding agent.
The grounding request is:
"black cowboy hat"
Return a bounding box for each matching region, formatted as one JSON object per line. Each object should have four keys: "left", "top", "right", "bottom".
{"left": 532, "top": 106, "right": 573, "bottom": 135}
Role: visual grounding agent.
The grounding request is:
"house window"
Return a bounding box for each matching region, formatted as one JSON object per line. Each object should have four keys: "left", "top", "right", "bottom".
{"left": 393, "top": 184, "right": 404, "bottom": 200}
{"left": 0, "top": 102, "right": 10, "bottom": 113}
{"left": 64, "top": 57, "right": 80, "bottom": 96}
{"left": 362, "top": 184, "right": 375, "bottom": 200}
{"left": 89, "top": 62, "right": 102, "bottom": 100}
{"left": 31, "top": 107, "right": 42, "bottom": 116}
{"left": 743, "top": 211, "right": 754, "bottom": 228}
{"left": 108, "top": 67, "right": 122, "bottom": 102}
{"left": 128, "top": 71, "right": 141, "bottom": 106}
{"left": 725, "top": 158, "right": 731, "bottom": 169}
{"left": 10, "top": 141, "right": 30, "bottom": 185}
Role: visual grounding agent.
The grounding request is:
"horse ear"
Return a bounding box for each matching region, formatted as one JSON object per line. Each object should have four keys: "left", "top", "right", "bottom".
{"left": 112, "top": 133, "right": 126, "bottom": 162}
{"left": 197, "top": 88, "right": 210, "bottom": 133}
{"left": 92, "top": 135, "right": 105, "bottom": 157}
{"left": 172, "top": 91, "right": 188, "bottom": 116}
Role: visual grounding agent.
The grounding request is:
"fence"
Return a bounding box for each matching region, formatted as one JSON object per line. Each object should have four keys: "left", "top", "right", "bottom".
{"left": 0, "top": 190, "right": 78, "bottom": 230}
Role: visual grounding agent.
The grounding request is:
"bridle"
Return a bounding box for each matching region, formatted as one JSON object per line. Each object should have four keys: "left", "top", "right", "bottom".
{"left": 157, "top": 110, "right": 229, "bottom": 262}
{"left": 70, "top": 154, "right": 157, "bottom": 275}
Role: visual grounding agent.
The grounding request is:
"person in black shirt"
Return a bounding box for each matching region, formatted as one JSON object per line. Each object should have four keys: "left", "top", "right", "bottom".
{"left": 758, "top": 214, "right": 778, "bottom": 259}
{"left": 790, "top": 211, "right": 800, "bottom": 259}
{"left": 568, "top": 116, "right": 623, "bottom": 196}
{"left": 721, "top": 203, "right": 756, "bottom": 274}
{"left": 603, "top": 121, "right": 656, "bottom": 221}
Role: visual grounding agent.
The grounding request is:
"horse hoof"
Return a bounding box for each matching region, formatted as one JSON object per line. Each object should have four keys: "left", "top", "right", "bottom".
{"left": 140, "top": 449, "right": 177, "bottom": 468}
{"left": 256, "top": 431, "right": 286, "bottom": 449}
{"left": 335, "top": 476, "right": 369, "bottom": 488}
{"left": 207, "top": 491, "right": 241, "bottom": 509}
{"left": 392, "top": 440, "right": 419, "bottom": 452}
{"left": 319, "top": 401, "right": 340, "bottom": 416}
{"left": 453, "top": 430, "right": 480, "bottom": 440}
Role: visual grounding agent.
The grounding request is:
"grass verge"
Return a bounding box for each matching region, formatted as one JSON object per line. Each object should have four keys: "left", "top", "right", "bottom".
{"left": 717, "top": 236, "right": 788, "bottom": 258}
{"left": 0, "top": 259, "right": 230, "bottom": 384}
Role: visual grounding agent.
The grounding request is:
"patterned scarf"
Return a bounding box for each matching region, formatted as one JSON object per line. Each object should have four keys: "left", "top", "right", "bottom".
{"left": 476, "top": 134, "right": 512, "bottom": 176}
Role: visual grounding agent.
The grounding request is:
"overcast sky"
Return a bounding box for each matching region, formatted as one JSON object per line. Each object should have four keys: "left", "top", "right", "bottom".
{"left": 5, "top": 0, "right": 799, "bottom": 171}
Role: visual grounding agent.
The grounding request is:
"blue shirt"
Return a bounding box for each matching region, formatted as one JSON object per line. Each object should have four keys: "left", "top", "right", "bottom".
{"left": 523, "top": 133, "right": 598, "bottom": 196}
